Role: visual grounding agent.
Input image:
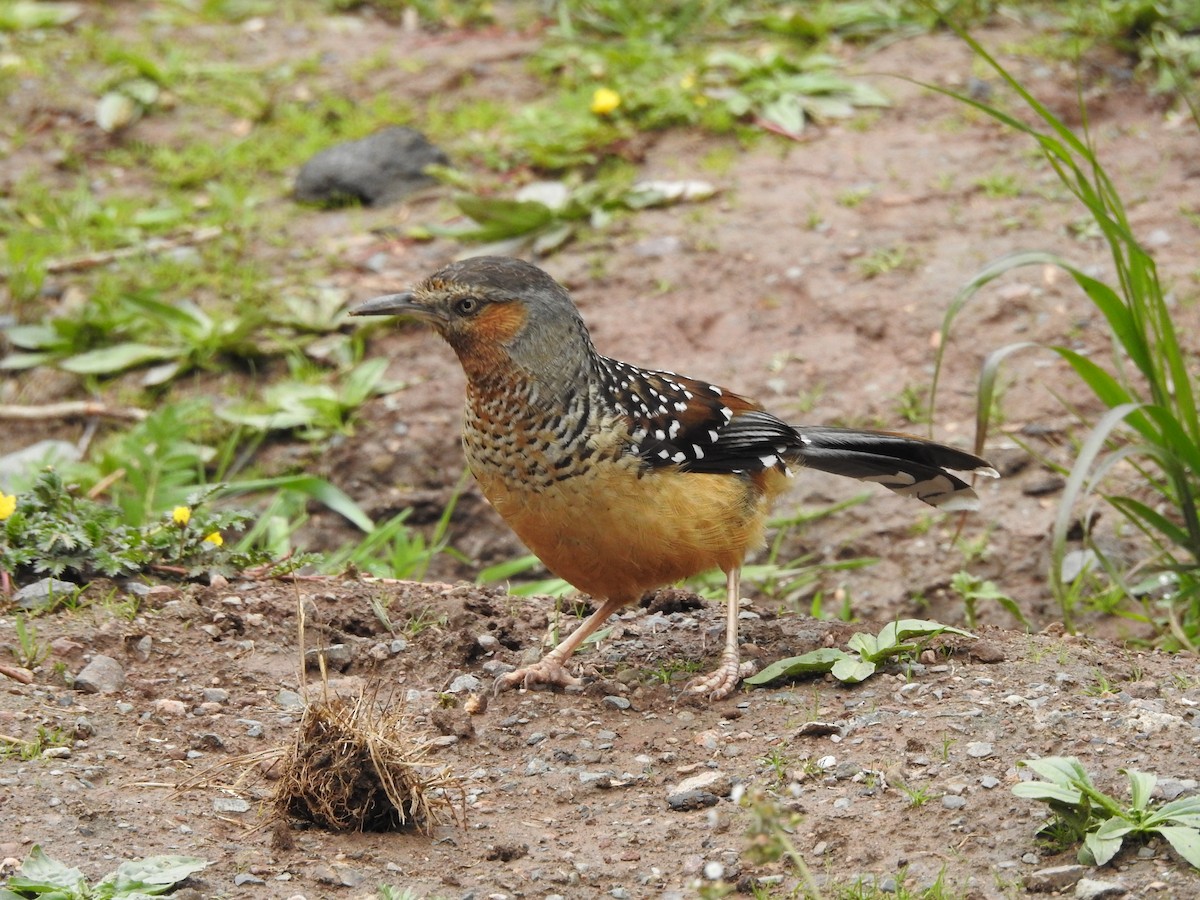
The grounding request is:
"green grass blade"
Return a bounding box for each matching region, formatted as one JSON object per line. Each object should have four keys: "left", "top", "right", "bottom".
{"left": 216, "top": 475, "right": 374, "bottom": 533}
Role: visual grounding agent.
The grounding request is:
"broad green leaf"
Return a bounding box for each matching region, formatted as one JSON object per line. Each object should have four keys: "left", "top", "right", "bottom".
{"left": 895, "top": 618, "right": 976, "bottom": 642}
{"left": 1155, "top": 794, "right": 1200, "bottom": 827}
{"left": 98, "top": 854, "right": 208, "bottom": 896}
{"left": 59, "top": 343, "right": 179, "bottom": 375}
{"left": 0, "top": 1, "right": 82, "bottom": 30}
{"left": 846, "top": 631, "right": 877, "bottom": 657}
{"left": 1124, "top": 769, "right": 1156, "bottom": 811}
{"left": 1084, "top": 826, "right": 1126, "bottom": 867}
{"left": 0, "top": 350, "right": 58, "bottom": 370}
{"left": 744, "top": 647, "right": 849, "bottom": 685}
{"left": 3, "top": 323, "right": 60, "bottom": 349}
{"left": 1018, "top": 756, "right": 1091, "bottom": 788}
{"left": 1155, "top": 825, "right": 1200, "bottom": 869}
{"left": 5, "top": 845, "right": 89, "bottom": 894}
{"left": 1012, "top": 781, "right": 1082, "bottom": 804}
{"left": 444, "top": 196, "right": 556, "bottom": 241}
{"left": 831, "top": 656, "right": 876, "bottom": 683}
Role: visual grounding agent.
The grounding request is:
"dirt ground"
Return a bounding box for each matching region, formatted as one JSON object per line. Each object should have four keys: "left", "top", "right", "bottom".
{"left": 4, "top": 8, "right": 1200, "bottom": 900}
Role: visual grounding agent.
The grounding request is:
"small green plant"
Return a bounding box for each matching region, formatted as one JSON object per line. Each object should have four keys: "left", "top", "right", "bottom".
{"left": 0, "top": 469, "right": 269, "bottom": 585}
{"left": 746, "top": 619, "right": 974, "bottom": 687}
{"left": 894, "top": 383, "right": 932, "bottom": 425}
{"left": 217, "top": 358, "right": 395, "bottom": 440}
{"left": 1084, "top": 669, "right": 1116, "bottom": 696}
{"left": 376, "top": 885, "right": 423, "bottom": 900}
{"left": 949, "top": 571, "right": 1030, "bottom": 629}
{"left": 0, "top": 844, "right": 207, "bottom": 899}
{"left": 10, "top": 615, "right": 50, "bottom": 668}
{"left": 939, "top": 735, "right": 956, "bottom": 762}
{"left": 758, "top": 747, "right": 793, "bottom": 785}
{"left": 0, "top": 725, "right": 70, "bottom": 761}
{"left": 974, "top": 170, "right": 1023, "bottom": 198}
{"left": 427, "top": 173, "right": 716, "bottom": 255}
{"left": 1013, "top": 756, "right": 1200, "bottom": 868}
{"left": 858, "top": 244, "right": 917, "bottom": 278}
{"left": 401, "top": 607, "right": 448, "bottom": 639}
{"left": 739, "top": 786, "right": 822, "bottom": 899}
{"left": 646, "top": 657, "right": 702, "bottom": 685}
{"left": 897, "top": 782, "right": 933, "bottom": 808}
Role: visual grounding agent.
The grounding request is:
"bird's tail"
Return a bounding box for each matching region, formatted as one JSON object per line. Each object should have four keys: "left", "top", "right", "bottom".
{"left": 793, "top": 426, "right": 998, "bottom": 512}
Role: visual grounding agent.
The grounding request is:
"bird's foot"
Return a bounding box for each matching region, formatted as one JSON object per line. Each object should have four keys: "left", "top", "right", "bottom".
{"left": 687, "top": 657, "right": 756, "bottom": 701}
{"left": 494, "top": 657, "right": 582, "bottom": 694}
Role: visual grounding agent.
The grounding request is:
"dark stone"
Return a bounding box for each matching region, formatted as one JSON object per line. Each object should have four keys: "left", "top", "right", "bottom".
{"left": 667, "top": 789, "right": 720, "bottom": 811}
{"left": 294, "top": 126, "right": 448, "bottom": 207}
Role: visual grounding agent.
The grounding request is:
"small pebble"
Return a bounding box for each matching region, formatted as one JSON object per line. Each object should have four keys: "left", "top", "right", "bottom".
{"left": 941, "top": 795, "right": 967, "bottom": 810}
{"left": 603, "top": 696, "right": 631, "bottom": 710}
{"left": 153, "top": 698, "right": 188, "bottom": 717}
{"left": 213, "top": 797, "right": 251, "bottom": 814}
{"left": 448, "top": 674, "right": 482, "bottom": 693}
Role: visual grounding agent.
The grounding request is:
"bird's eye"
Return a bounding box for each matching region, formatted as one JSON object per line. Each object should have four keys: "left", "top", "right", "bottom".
{"left": 454, "top": 296, "right": 482, "bottom": 317}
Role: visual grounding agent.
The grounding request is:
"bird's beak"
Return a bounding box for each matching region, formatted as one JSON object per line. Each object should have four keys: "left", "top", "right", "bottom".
{"left": 350, "top": 291, "right": 426, "bottom": 318}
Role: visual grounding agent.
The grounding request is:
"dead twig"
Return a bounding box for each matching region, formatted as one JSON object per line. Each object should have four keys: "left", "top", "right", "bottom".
{"left": 0, "top": 665, "right": 35, "bottom": 684}
{"left": 0, "top": 226, "right": 223, "bottom": 281}
{"left": 0, "top": 402, "right": 148, "bottom": 423}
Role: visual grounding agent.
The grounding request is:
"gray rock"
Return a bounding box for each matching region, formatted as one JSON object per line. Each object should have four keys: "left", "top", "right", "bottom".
{"left": 603, "top": 695, "right": 631, "bottom": 710}
{"left": 941, "top": 794, "right": 967, "bottom": 810}
{"left": 276, "top": 689, "right": 305, "bottom": 710}
{"left": 213, "top": 796, "right": 250, "bottom": 814}
{"left": 233, "top": 873, "right": 265, "bottom": 885}
{"left": 74, "top": 655, "right": 126, "bottom": 694}
{"left": 448, "top": 674, "right": 482, "bottom": 693}
{"left": 294, "top": 126, "right": 448, "bottom": 207}
{"left": 305, "top": 643, "right": 353, "bottom": 673}
{"left": 475, "top": 660, "right": 507, "bottom": 680}
{"left": 14, "top": 578, "right": 79, "bottom": 611}
{"left": 0, "top": 440, "right": 80, "bottom": 485}
{"left": 1025, "top": 864, "right": 1086, "bottom": 893}
{"left": 672, "top": 770, "right": 733, "bottom": 799}
{"left": 1074, "top": 878, "right": 1127, "bottom": 900}
{"left": 476, "top": 633, "right": 500, "bottom": 652}
{"left": 966, "top": 741, "right": 994, "bottom": 758}
{"left": 667, "top": 789, "right": 720, "bottom": 811}
{"left": 202, "top": 688, "right": 230, "bottom": 704}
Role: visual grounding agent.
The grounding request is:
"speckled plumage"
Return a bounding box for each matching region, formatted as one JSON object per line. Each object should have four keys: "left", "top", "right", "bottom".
{"left": 353, "top": 256, "right": 998, "bottom": 699}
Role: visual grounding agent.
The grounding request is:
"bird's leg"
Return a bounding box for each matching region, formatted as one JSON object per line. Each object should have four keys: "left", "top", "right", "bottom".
{"left": 495, "top": 596, "right": 628, "bottom": 693}
{"left": 688, "top": 566, "right": 755, "bottom": 700}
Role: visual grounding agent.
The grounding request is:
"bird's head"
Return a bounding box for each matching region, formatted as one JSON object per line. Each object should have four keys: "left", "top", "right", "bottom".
{"left": 352, "top": 256, "right": 593, "bottom": 389}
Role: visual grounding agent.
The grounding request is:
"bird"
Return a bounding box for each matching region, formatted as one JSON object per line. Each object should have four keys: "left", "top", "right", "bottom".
{"left": 352, "top": 255, "right": 997, "bottom": 700}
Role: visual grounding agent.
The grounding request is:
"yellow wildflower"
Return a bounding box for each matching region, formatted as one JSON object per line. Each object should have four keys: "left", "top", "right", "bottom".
{"left": 0, "top": 492, "right": 15, "bottom": 521}
{"left": 590, "top": 87, "right": 621, "bottom": 116}
{"left": 680, "top": 73, "right": 696, "bottom": 90}
{"left": 172, "top": 506, "right": 191, "bottom": 526}
{"left": 204, "top": 531, "right": 223, "bottom": 547}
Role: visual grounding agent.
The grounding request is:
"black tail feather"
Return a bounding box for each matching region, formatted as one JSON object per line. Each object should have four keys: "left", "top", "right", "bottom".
{"left": 795, "top": 426, "right": 997, "bottom": 511}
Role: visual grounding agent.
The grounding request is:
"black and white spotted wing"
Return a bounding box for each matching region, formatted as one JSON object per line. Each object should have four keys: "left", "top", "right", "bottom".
{"left": 595, "top": 356, "right": 802, "bottom": 476}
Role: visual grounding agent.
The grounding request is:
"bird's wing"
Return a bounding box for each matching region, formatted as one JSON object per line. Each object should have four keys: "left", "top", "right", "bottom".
{"left": 596, "top": 357, "right": 798, "bottom": 475}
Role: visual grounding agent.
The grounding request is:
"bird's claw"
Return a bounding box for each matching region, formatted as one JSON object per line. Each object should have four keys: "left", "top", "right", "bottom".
{"left": 493, "top": 658, "right": 582, "bottom": 695}
{"left": 687, "top": 658, "right": 756, "bottom": 701}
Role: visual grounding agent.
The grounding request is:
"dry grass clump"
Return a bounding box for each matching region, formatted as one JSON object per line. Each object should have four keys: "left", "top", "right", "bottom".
{"left": 272, "top": 691, "right": 462, "bottom": 833}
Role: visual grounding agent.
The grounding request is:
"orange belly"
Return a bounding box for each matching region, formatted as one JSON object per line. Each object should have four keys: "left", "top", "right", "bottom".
{"left": 474, "top": 462, "right": 787, "bottom": 602}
